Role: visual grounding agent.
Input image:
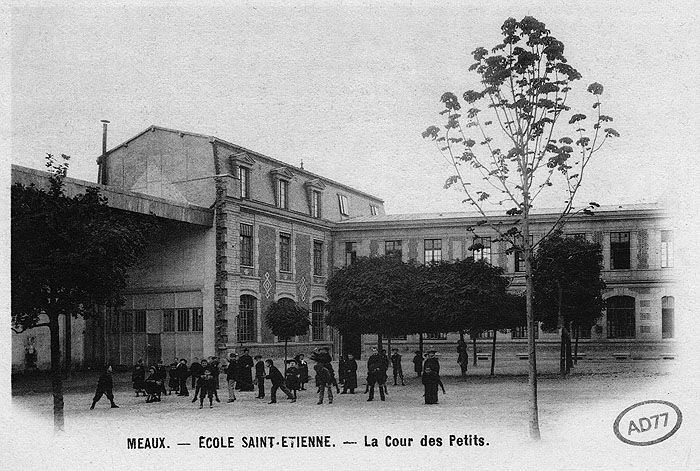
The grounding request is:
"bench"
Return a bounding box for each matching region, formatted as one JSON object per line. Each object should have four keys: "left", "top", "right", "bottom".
{"left": 660, "top": 353, "right": 676, "bottom": 360}
{"left": 573, "top": 352, "right": 586, "bottom": 360}
{"left": 516, "top": 353, "right": 529, "bottom": 360}
{"left": 612, "top": 352, "right": 631, "bottom": 360}
{"left": 476, "top": 353, "right": 491, "bottom": 361}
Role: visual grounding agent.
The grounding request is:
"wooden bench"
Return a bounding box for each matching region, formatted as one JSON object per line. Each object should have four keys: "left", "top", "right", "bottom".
{"left": 516, "top": 353, "right": 529, "bottom": 360}
{"left": 476, "top": 353, "right": 491, "bottom": 361}
{"left": 573, "top": 352, "right": 586, "bottom": 360}
{"left": 660, "top": 353, "right": 676, "bottom": 360}
{"left": 612, "top": 352, "right": 631, "bottom": 360}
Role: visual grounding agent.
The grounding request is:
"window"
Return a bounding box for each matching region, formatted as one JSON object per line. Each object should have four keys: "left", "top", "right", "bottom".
{"left": 280, "top": 233, "right": 291, "bottom": 272}
{"left": 277, "top": 180, "right": 288, "bottom": 209}
{"left": 661, "top": 231, "right": 673, "bottom": 268}
{"left": 391, "top": 333, "right": 407, "bottom": 340}
{"left": 471, "top": 236, "right": 491, "bottom": 263}
{"left": 424, "top": 332, "right": 447, "bottom": 340}
{"left": 238, "top": 296, "right": 256, "bottom": 343}
{"left": 370, "top": 204, "right": 378, "bottom": 215}
{"left": 134, "top": 310, "right": 146, "bottom": 333}
{"left": 110, "top": 311, "right": 119, "bottom": 334}
{"left": 345, "top": 242, "right": 357, "bottom": 266}
{"left": 424, "top": 239, "right": 442, "bottom": 264}
{"left": 163, "top": 310, "right": 175, "bottom": 332}
{"left": 192, "top": 308, "right": 203, "bottom": 332}
{"left": 239, "top": 166, "right": 250, "bottom": 199}
{"left": 610, "top": 232, "right": 631, "bottom": 270}
{"left": 338, "top": 194, "right": 349, "bottom": 216}
{"left": 177, "top": 309, "right": 190, "bottom": 331}
{"left": 477, "top": 330, "right": 493, "bottom": 339}
{"left": 566, "top": 233, "right": 586, "bottom": 240}
{"left": 606, "top": 296, "right": 635, "bottom": 338}
{"left": 313, "top": 240, "right": 323, "bottom": 276}
{"left": 511, "top": 325, "right": 539, "bottom": 339}
{"left": 121, "top": 311, "right": 133, "bottom": 333}
{"left": 311, "top": 190, "right": 321, "bottom": 218}
{"left": 514, "top": 235, "right": 534, "bottom": 272}
{"left": 240, "top": 224, "right": 253, "bottom": 267}
{"left": 662, "top": 296, "right": 674, "bottom": 339}
{"left": 312, "top": 300, "right": 326, "bottom": 341}
{"left": 385, "top": 240, "right": 402, "bottom": 259}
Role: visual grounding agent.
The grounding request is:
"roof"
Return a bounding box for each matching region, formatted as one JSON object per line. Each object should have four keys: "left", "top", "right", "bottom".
{"left": 104, "top": 125, "right": 384, "bottom": 203}
{"left": 337, "top": 203, "right": 667, "bottom": 225}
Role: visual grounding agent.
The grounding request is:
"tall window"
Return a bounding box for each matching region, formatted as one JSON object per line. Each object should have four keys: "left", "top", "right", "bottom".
{"left": 424, "top": 332, "right": 447, "bottom": 340}
{"left": 109, "top": 311, "right": 120, "bottom": 333}
{"left": 277, "top": 180, "right": 288, "bottom": 209}
{"left": 345, "top": 242, "right": 357, "bottom": 266}
{"left": 240, "top": 223, "right": 253, "bottom": 267}
{"left": 121, "top": 311, "right": 133, "bottom": 333}
{"left": 385, "top": 240, "right": 402, "bottom": 259}
{"left": 312, "top": 300, "right": 326, "bottom": 341}
{"left": 177, "top": 309, "right": 190, "bottom": 331}
{"left": 511, "top": 325, "right": 539, "bottom": 339}
{"left": 661, "top": 231, "right": 673, "bottom": 268}
{"left": 313, "top": 240, "right": 323, "bottom": 275}
{"left": 514, "top": 235, "right": 533, "bottom": 272}
{"left": 606, "top": 296, "right": 635, "bottom": 338}
{"left": 662, "top": 296, "right": 674, "bottom": 339}
{"left": 239, "top": 166, "right": 250, "bottom": 199}
{"left": 338, "top": 194, "right": 349, "bottom": 216}
{"left": 134, "top": 310, "right": 146, "bottom": 333}
{"left": 163, "top": 309, "right": 175, "bottom": 332}
{"left": 280, "top": 233, "right": 291, "bottom": 272}
{"left": 311, "top": 190, "right": 321, "bottom": 218}
{"left": 471, "top": 236, "right": 491, "bottom": 263}
{"left": 370, "top": 204, "right": 378, "bottom": 215}
{"left": 610, "top": 232, "right": 631, "bottom": 269}
{"left": 238, "top": 296, "right": 257, "bottom": 343}
{"left": 192, "top": 308, "right": 203, "bottom": 332}
{"left": 424, "top": 239, "right": 442, "bottom": 264}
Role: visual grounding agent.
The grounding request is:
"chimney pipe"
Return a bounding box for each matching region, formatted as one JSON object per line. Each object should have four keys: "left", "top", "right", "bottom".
{"left": 99, "top": 120, "right": 110, "bottom": 185}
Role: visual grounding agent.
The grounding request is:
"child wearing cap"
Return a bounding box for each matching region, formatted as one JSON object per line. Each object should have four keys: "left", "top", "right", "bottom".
{"left": 254, "top": 355, "right": 266, "bottom": 399}
{"left": 285, "top": 359, "right": 301, "bottom": 400}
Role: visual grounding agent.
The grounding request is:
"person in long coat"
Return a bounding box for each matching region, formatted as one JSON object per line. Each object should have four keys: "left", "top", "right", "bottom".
{"left": 238, "top": 348, "right": 255, "bottom": 391}
{"left": 90, "top": 365, "right": 119, "bottom": 409}
{"left": 390, "top": 348, "right": 405, "bottom": 386}
{"left": 457, "top": 339, "right": 468, "bottom": 378}
{"left": 144, "top": 366, "right": 162, "bottom": 403}
{"left": 132, "top": 359, "right": 146, "bottom": 397}
{"left": 254, "top": 355, "right": 266, "bottom": 399}
{"left": 168, "top": 358, "right": 179, "bottom": 395}
{"left": 190, "top": 357, "right": 204, "bottom": 390}
{"left": 423, "top": 350, "right": 440, "bottom": 375}
{"left": 412, "top": 351, "right": 423, "bottom": 377}
{"left": 422, "top": 366, "right": 440, "bottom": 404}
{"left": 295, "top": 354, "right": 309, "bottom": 390}
{"left": 366, "top": 347, "right": 386, "bottom": 401}
{"left": 341, "top": 353, "right": 358, "bottom": 394}
{"left": 156, "top": 359, "right": 168, "bottom": 396}
{"left": 176, "top": 358, "right": 189, "bottom": 396}
{"left": 285, "top": 360, "right": 301, "bottom": 400}
{"left": 225, "top": 353, "right": 239, "bottom": 403}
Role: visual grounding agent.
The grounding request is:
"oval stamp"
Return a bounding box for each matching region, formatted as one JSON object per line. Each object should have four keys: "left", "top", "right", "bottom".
{"left": 613, "top": 400, "right": 682, "bottom": 446}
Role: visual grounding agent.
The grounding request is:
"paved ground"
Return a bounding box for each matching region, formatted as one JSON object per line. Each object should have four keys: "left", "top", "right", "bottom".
{"left": 8, "top": 357, "right": 698, "bottom": 470}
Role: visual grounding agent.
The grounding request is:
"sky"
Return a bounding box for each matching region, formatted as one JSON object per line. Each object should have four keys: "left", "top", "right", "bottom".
{"left": 8, "top": 0, "right": 699, "bottom": 214}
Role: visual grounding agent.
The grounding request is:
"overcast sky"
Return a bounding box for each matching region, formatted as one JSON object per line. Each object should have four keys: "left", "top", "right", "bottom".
{"left": 9, "top": 0, "right": 698, "bottom": 214}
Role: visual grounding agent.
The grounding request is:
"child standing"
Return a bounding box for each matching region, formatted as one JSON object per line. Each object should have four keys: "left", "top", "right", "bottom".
{"left": 285, "top": 360, "right": 300, "bottom": 400}
{"left": 314, "top": 363, "right": 333, "bottom": 405}
{"left": 198, "top": 368, "right": 215, "bottom": 409}
{"left": 295, "top": 354, "right": 309, "bottom": 390}
{"left": 265, "top": 359, "right": 296, "bottom": 404}
{"left": 254, "top": 355, "right": 266, "bottom": 399}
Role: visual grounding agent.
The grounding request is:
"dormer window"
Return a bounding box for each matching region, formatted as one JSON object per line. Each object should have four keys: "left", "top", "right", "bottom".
{"left": 230, "top": 152, "right": 255, "bottom": 200}
{"left": 271, "top": 167, "right": 294, "bottom": 210}
{"left": 338, "top": 194, "right": 349, "bottom": 216}
{"left": 240, "top": 166, "right": 250, "bottom": 199}
{"left": 304, "top": 178, "right": 326, "bottom": 219}
{"left": 370, "top": 204, "right": 378, "bottom": 216}
{"left": 311, "top": 191, "right": 321, "bottom": 218}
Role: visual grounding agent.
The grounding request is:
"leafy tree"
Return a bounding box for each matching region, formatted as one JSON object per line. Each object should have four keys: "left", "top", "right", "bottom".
{"left": 265, "top": 299, "right": 312, "bottom": 368}
{"left": 533, "top": 231, "right": 605, "bottom": 376}
{"left": 11, "top": 154, "right": 159, "bottom": 431}
{"left": 423, "top": 16, "right": 617, "bottom": 438}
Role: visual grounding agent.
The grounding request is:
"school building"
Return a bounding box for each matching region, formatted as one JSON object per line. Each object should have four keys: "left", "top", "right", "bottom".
{"left": 11, "top": 125, "right": 677, "bottom": 370}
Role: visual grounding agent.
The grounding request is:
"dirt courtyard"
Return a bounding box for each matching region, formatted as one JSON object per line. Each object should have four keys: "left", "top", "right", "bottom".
{"left": 7, "top": 357, "right": 698, "bottom": 470}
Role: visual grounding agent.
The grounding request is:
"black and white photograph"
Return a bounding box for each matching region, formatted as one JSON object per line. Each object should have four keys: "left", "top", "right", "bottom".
{"left": 2, "top": 1, "right": 699, "bottom": 469}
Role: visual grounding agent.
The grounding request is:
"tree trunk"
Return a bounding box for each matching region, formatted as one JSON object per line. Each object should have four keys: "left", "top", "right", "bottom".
{"left": 574, "top": 325, "right": 580, "bottom": 366}
{"left": 387, "top": 334, "right": 392, "bottom": 356}
{"left": 49, "top": 314, "right": 64, "bottom": 432}
{"left": 418, "top": 333, "right": 423, "bottom": 357}
{"left": 377, "top": 333, "right": 383, "bottom": 351}
{"left": 558, "top": 281, "right": 565, "bottom": 377}
{"left": 472, "top": 335, "right": 477, "bottom": 366}
{"left": 523, "top": 217, "right": 541, "bottom": 439}
{"left": 490, "top": 329, "right": 497, "bottom": 376}
{"left": 284, "top": 338, "right": 288, "bottom": 374}
{"left": 459, "top": 330, "right": 465, "bottom": 342}
{"left": 565, "top": 322, "right": 573, "bottom": 373}
{"left": 65, "top": 313, "right": 71, "bottom": 378}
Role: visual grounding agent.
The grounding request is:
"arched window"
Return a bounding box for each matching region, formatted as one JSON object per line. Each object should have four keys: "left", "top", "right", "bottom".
{"left": 606, "top": 296, "right": 635, "bottom": 339}
{"left": 238, "top": 295, "right": 257, "bottom": 343}
{"left": 312, "top": 301, "right": 326, "bottom": 341}
{"left": 662, "top": 296, "right": 674, "bottom": 339}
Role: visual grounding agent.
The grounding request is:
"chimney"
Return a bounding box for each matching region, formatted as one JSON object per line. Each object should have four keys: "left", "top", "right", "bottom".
{"left": 98, "top": 120, "right": 110, "bottom": 184}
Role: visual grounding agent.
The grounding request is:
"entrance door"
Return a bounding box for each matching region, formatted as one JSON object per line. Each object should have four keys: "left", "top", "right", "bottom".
{"left": 146, "top": 334, "right": 161, "bottom": 367}
{"left": 341, "top": 333, "right": 362, "bottom": 359}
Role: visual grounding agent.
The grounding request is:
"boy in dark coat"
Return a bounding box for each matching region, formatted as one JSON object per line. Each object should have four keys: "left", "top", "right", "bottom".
{"left": 285, "top": 360, "right": 301, "bottom": 399}
{"left": 338, "top": 355, "right": 347, "bottom": 385}
{"left": 132, "top": 359, "right": 146, "bottom": 396}
{"left": 423, "top": 350, "right": 440, "bottom": 374}
{"left": 192, "top": 359, "right": 208, "bottom": 402}
{"left": 225, "top": 353, "right": 239, "bottom": 403}
{"left": 295, "top": 354, "right": 309, "bottom": 390}
{"left": 198, "top": 368, "right": 216, "bottom": 409}
{"left": 314, "top": 362, "right": 333, "bottom": 405}
{"left": 176, "top": 358, "right": 189, "bottom": 396}
{"left": 208, "top": 357, "right": 221, "bottom": 402}
{"left": 422, "top": 366, "right": 442, "bottom": 404}
{"left": 413, "top": 351, "right": 423, "bottom": 377}
{"left": 366, "top": 347, "right": 386, "bottom": 401}
{"left": 90, "top": 365, "right": 119, "bottom": 409}
{"left": 168, "top": 358, "right": 179, "bottom": 395}
{"left": 238, "top": 349, "right": 255, "bottom": 391}
{"left": 254, "top": 355, "right": 266, "bottom": 399}
{"left": 311, "top": 346, "right": 340, "bottom": 393}
{"left": 457, "top": 340, "right": 468, "bottom": 378}
{"left": 190, "top": 357, "right": 203, "bottom": 389}
{"left": 341, "top": 353, "right": 358, "bottom": 394}
{"left": 265, "top": 359, "right": 295, "bottom": 404}
{"left": 156, "top": 359, "right": 168, "bottom": 396}
{"left": 391, "top": 348, "right": 405, "bottom": 386}
{"left": 144, "top": 366, "right": 162, "bottom": 403}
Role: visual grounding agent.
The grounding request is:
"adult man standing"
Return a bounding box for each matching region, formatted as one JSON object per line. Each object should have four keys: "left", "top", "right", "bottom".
{"left": 366, "top": 347, "right": 387, "bottom": 402}
{"left": 456, "top": 339, "right": 468, "bottom": 378}
{"left": 237, "top": 348, "right": 254, "bottom": 391}
{"left": 390, "top": 348, "right": 405, "bottom": 386}
{"left": 176, "top": 358, "right": 189, "bottom": 396}
{"left": 225, "top": 353, "right": 239, "bottom": 403}
{"left": 423, "top": 350, "right": 440, "bottom": 375}
{"left": 254, "top": 354, "right": 266, "bottom": 399}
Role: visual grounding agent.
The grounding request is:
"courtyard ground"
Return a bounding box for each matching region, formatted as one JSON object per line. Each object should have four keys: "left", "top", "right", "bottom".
{"left": 7, "top": 356, "right": 699, "bottom": 470}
